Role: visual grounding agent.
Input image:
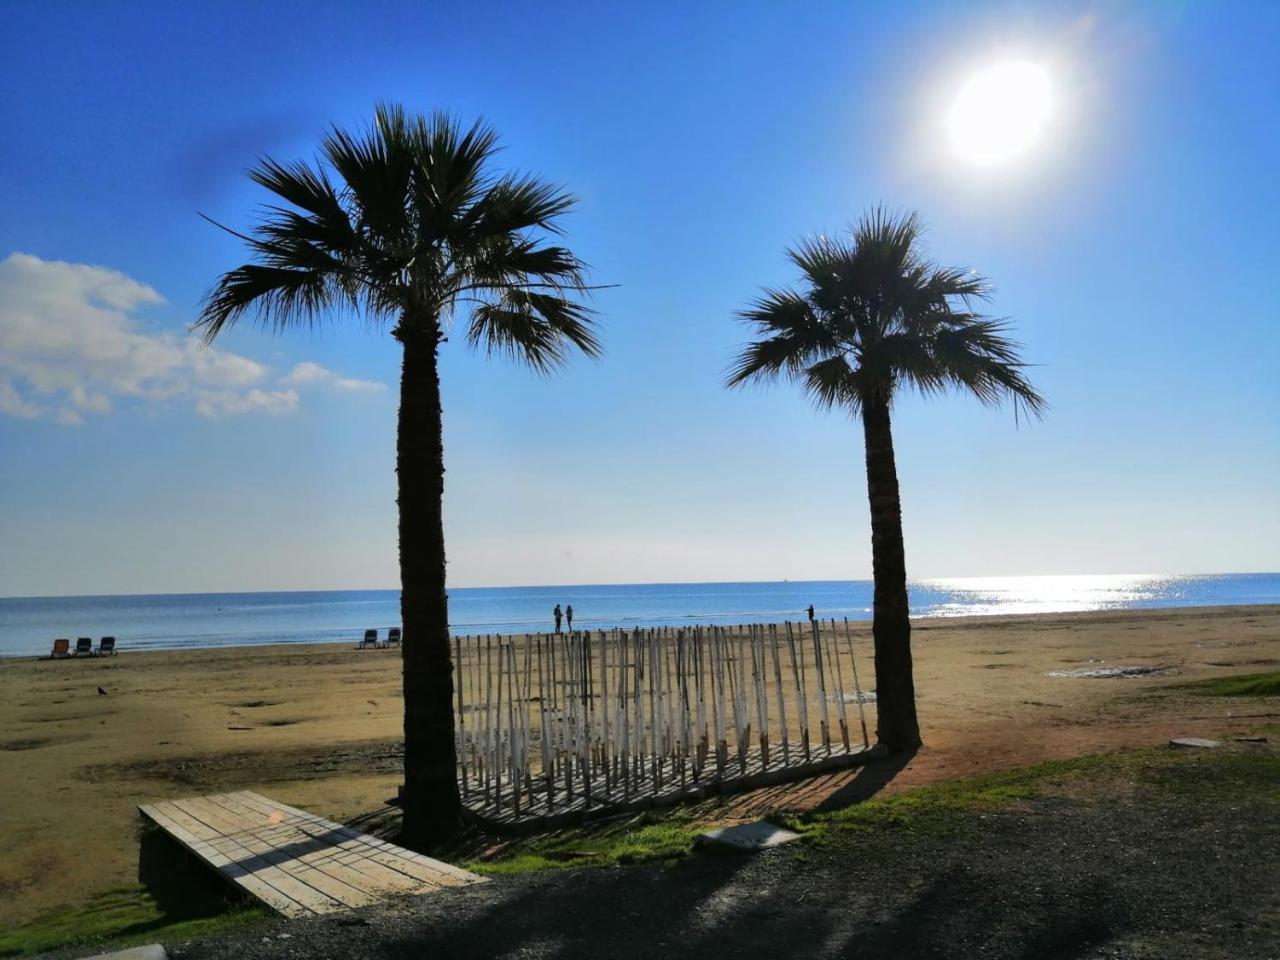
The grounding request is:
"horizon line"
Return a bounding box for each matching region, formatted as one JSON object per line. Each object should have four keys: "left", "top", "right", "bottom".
{"left": 3, "top": 569, "right": 1276, "bottom": 602}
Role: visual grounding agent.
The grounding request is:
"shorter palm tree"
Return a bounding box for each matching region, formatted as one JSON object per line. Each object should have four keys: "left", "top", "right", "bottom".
{"left": 727, "top": 208, "right": 1045, "bottom": 751}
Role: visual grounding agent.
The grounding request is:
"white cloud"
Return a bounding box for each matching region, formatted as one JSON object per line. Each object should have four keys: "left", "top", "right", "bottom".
{"left": 195, "top": 388, "right": 299, "bottom": 419}
{"left": 0, "top": 253, "right": 384, "bottom": 425}
{"left": 0, "top": 379, "right": 42, "bottom": 419}
{"left": 282, "top": 361, "right": 385, "bottom": 393}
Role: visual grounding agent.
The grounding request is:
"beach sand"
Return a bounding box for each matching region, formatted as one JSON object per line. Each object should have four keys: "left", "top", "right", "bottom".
{"left": 1, "top": 604, "right": 1276, "bottom": 927}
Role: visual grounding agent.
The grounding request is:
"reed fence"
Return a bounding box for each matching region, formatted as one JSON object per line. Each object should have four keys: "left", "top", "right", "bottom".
{"left": 452, "top": 619, "right": 880, "bottom": 829}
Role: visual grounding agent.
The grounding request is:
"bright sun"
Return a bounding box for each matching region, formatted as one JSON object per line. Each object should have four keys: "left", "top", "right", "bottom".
{"left": 948, "top": 61, "right": 1052, "bottom": 166}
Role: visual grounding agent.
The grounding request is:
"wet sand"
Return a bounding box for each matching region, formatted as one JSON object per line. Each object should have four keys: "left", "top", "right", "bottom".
{"left": 1, "top": 604, "right": 1276, "bottom": 926}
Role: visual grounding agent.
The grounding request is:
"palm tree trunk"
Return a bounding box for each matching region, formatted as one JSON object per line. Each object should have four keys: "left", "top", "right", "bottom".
{"left": 861, "top": 396, "right": 922, "bottom": 752}
{"left": 397, "top": 324, "right": 461, "bottom": 847}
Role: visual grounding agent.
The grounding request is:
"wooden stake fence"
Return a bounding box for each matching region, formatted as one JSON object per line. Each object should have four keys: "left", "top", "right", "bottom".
{"left": 452, "top": 620, "right": 879, "bottom": 829}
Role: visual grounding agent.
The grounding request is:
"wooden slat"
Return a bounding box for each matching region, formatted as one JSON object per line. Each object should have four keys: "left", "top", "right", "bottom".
{"left": 224, "top": 794, "right": 454, "bottom": 889}
{"left": 230, "top": 792, "right": 483, "bottom": 885}
{"left": 175, "top": 796, "right": 378, "bottom": 910}
{"left": 167, "top": 797, "right": 358, "bottom": 914}
{"left": 141, "top": 802, "right": 332, "bottom": 917}
{"left": 141, "top": 803, "right": 308, "bottom": 917}
{"left": 139, "top": 791, "right": 485, "bottom": 918}
{"left": 199, "top": 794, "right": 412, "bottom": 900}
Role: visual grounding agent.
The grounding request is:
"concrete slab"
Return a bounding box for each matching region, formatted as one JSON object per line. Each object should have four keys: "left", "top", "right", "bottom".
{"left": 79, "top": 944, "right": 166, "bottom": 960}
{"left": 696, "top": 820, "right": 802, "bottom": 852}
{"left": 1169, "top": 738, "right": 1221, "bottom": 749}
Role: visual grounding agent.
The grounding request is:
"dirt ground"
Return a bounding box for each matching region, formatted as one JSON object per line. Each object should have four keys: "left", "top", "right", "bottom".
{"left": 165, "top": 747, "right": 1280, "bottom": 960}
{"left": 1, "top": 603, "right": 1276, "bottom": 927}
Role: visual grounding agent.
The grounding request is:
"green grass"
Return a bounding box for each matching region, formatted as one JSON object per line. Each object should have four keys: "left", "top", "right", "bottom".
{"left": 468, "top": 747, "right": 1280, "bottom": 874}
{"left": 0, "top": 885, "right": 268, "bottom": 958}
{"left": 465, "top": 812, "right": 705, "bottom": 876}
{"left": 775, "top": 747, "right": 1280, "bottom": 843}
{"left": 774, "top": 752, "right": 1139, "bottom": 841}
{"left": 1166, "top": 670, "right": 1280, "bottom": 698}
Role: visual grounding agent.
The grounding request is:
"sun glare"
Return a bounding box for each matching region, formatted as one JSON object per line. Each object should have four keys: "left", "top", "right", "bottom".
{"left": 948, "top": 60, "right": 1053, "bottom": 166}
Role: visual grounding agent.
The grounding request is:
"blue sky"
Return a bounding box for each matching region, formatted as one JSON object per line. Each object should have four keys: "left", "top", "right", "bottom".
{"left": 1, "top": 1, "right": 1276, "bottom": 596}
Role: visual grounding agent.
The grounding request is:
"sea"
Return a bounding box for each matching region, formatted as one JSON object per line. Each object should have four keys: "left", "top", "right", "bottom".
{"left": 1, "top": 572, "right": 1277, "bottom": 658}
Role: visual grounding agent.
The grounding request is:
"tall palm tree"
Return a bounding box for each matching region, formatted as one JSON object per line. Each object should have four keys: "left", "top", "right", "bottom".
{"left": 727, "top": 209, "right": 1044, "bottom": 751}
{"left": 195, "top": 104, "right": 600, "bottom": 846}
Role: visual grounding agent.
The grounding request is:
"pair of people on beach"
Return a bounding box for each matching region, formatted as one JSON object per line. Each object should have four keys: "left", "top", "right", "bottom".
{"left": 553, "top": 603, "right": 574, "bottom": 633}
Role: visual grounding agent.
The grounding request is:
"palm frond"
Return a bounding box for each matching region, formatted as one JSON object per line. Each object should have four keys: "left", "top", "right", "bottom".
{"left": 200, "top": 103, "right": 600, "bottom": 370}
{"left": 727, "top": 206, "right": 1043, "bottom": 420}
{"left": 195, "top": 263, "right": 353, "bottom": 343}
{"left": 465, "top": 288, "right": 600, "bottom": 373}
{"left": 725, "top": 289, "right": 835, "bottom": 387}
{"left": 802, "top": 355, "right": 861, "bottom": 412}
{"left": 455, "top": 237, "right": 589, "bottom": 300}
{"left": 322, "top": 113, "right": 413, "bottom": 255}
{"left": 466, "top": 174, "right": 576, "bottom": 240}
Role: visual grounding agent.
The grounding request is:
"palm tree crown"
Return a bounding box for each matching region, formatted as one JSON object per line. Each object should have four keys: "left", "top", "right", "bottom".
{"left": 195, "top": 103, "right": 599, "bottom": 366}
{"left": 726, "top": 208, "right": 1044, "bottom": 417}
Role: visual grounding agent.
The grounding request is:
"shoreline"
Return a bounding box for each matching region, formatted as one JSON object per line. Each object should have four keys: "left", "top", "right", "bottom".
{"left": 5, "top": 601, "right": 1278, "bottom": 660}
{"left": 1, "top": 603, "right": 1276, "bottom": 927}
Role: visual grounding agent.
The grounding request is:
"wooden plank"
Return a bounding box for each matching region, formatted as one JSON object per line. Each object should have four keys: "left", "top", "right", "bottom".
{"left": 170, "top": 797, "right": 375, "bottom": 911}
{"left": 141, "top": 802, "right": 330, "bottom": 917}
{"left": 160, "top": 798, "right": 345, "bottom": 916}
{"left": 201, "top": 803, "right": 407, "bottom": 904}
{"left": 187, "top": 796, "right": 380, "bottom": 910}
{"left": 208, "top": 794, "right": 436, "bottom": 895}
{"left": 141, "top": 790, "right": 486, "bottom": 919}
{"left": 142, "top": 804, "right": 308, "bottom": 917}
{"left": 231, "top": 792, "right": 483, "bottom": 885}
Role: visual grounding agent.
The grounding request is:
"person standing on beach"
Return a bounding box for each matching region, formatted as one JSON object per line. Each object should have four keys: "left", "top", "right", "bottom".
{"left": 807, "top": 604, "right": 816, "bottom": 623}
{"left": 553, "top": 604, "right": 563, "bottom": 634}
{"left": 566, "top": 604, "right": 574, "bottom": 632}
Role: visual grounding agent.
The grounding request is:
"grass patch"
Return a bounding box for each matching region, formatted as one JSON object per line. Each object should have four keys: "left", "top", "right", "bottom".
{"left": 1140, "top": 749, "right": 1280, "bottom": 798}
{"left": 466, "top": 746, "right": 1280, "bottom": 877}
{"left": 0, "top": 885, "right": 267, "bottom": 958}
{"left": 466, "top": 812, "right": 704, "bottom": 876}
{"left": 774, "top": 752, "right": 1140, "bottom": 841}
{"left": 777, "top": 746, "right": 1280, "bottom": 843}
{"left": 1167, "top": 670, "right": 1280, "bottom": 698}
{"left": 0, "top": 825, "right": 272, "bottom": 958}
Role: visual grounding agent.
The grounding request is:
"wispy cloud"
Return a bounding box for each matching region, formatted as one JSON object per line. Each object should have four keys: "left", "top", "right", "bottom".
{"left": 0, "top": 253, "right": 384, "bottom": 425}
{"left": 281, "top": 361, "right": 385, "bottom": 393}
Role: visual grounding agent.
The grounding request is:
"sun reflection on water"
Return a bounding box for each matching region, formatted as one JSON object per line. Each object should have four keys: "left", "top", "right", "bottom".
{"left": 915, "top": 574, "right": 1189, "bottom": 617}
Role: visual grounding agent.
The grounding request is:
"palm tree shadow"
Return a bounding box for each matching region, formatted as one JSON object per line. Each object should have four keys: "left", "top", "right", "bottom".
{"left": 812, "top": 747, "right": 917, "bottom": 813}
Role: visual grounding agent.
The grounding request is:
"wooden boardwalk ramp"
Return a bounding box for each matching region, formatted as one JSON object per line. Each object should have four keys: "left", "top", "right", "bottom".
{"left": 139, "top": 791, "right": 485, "bottom": 918}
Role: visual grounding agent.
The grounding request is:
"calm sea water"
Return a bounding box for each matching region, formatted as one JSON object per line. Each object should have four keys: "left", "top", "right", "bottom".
{"left": 1, "top": 573, "right": 1276, "bottom": 657}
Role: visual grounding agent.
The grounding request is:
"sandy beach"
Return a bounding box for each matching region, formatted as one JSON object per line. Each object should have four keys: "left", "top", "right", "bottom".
{"left": 1, "top": 604, "right": 1276, "bottom": 928}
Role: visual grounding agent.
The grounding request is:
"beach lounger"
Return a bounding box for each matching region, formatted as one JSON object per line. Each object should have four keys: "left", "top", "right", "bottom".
{"left": 50, "top": 638, "right": 70, "bottom": 658}
{"left": 97, "top": 636, "right": 116, "bottom": 655}
{"left": 74, "top": 637, "right": 94, "bottom": 656}
{"left": 358, "top": 629, "right": 377, "bottom": 649}
{"left": 386, "top": 628, "right": 401, "bottom": 648}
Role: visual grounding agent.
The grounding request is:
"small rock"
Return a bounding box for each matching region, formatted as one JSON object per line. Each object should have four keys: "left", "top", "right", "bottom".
{"left": 79, "top": 945, "right": 168, "bottom": 960}
{"left": 696, "top": 820, "right": 802, "bottom": 852}
{"left": 1169, "top": 737, "right": 1221, "bottom": 749}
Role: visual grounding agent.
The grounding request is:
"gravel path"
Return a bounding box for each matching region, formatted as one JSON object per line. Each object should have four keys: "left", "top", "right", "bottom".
{"left": 162, "top": 761, "right": 1278, "bottom": 960}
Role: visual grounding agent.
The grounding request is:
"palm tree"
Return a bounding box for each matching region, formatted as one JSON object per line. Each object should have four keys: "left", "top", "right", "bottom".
{"left": 195, "top": 104, "right": 600, "bottom": 846}
{"left": 727, "top": 208, "right": 1044, "bottom": 751}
